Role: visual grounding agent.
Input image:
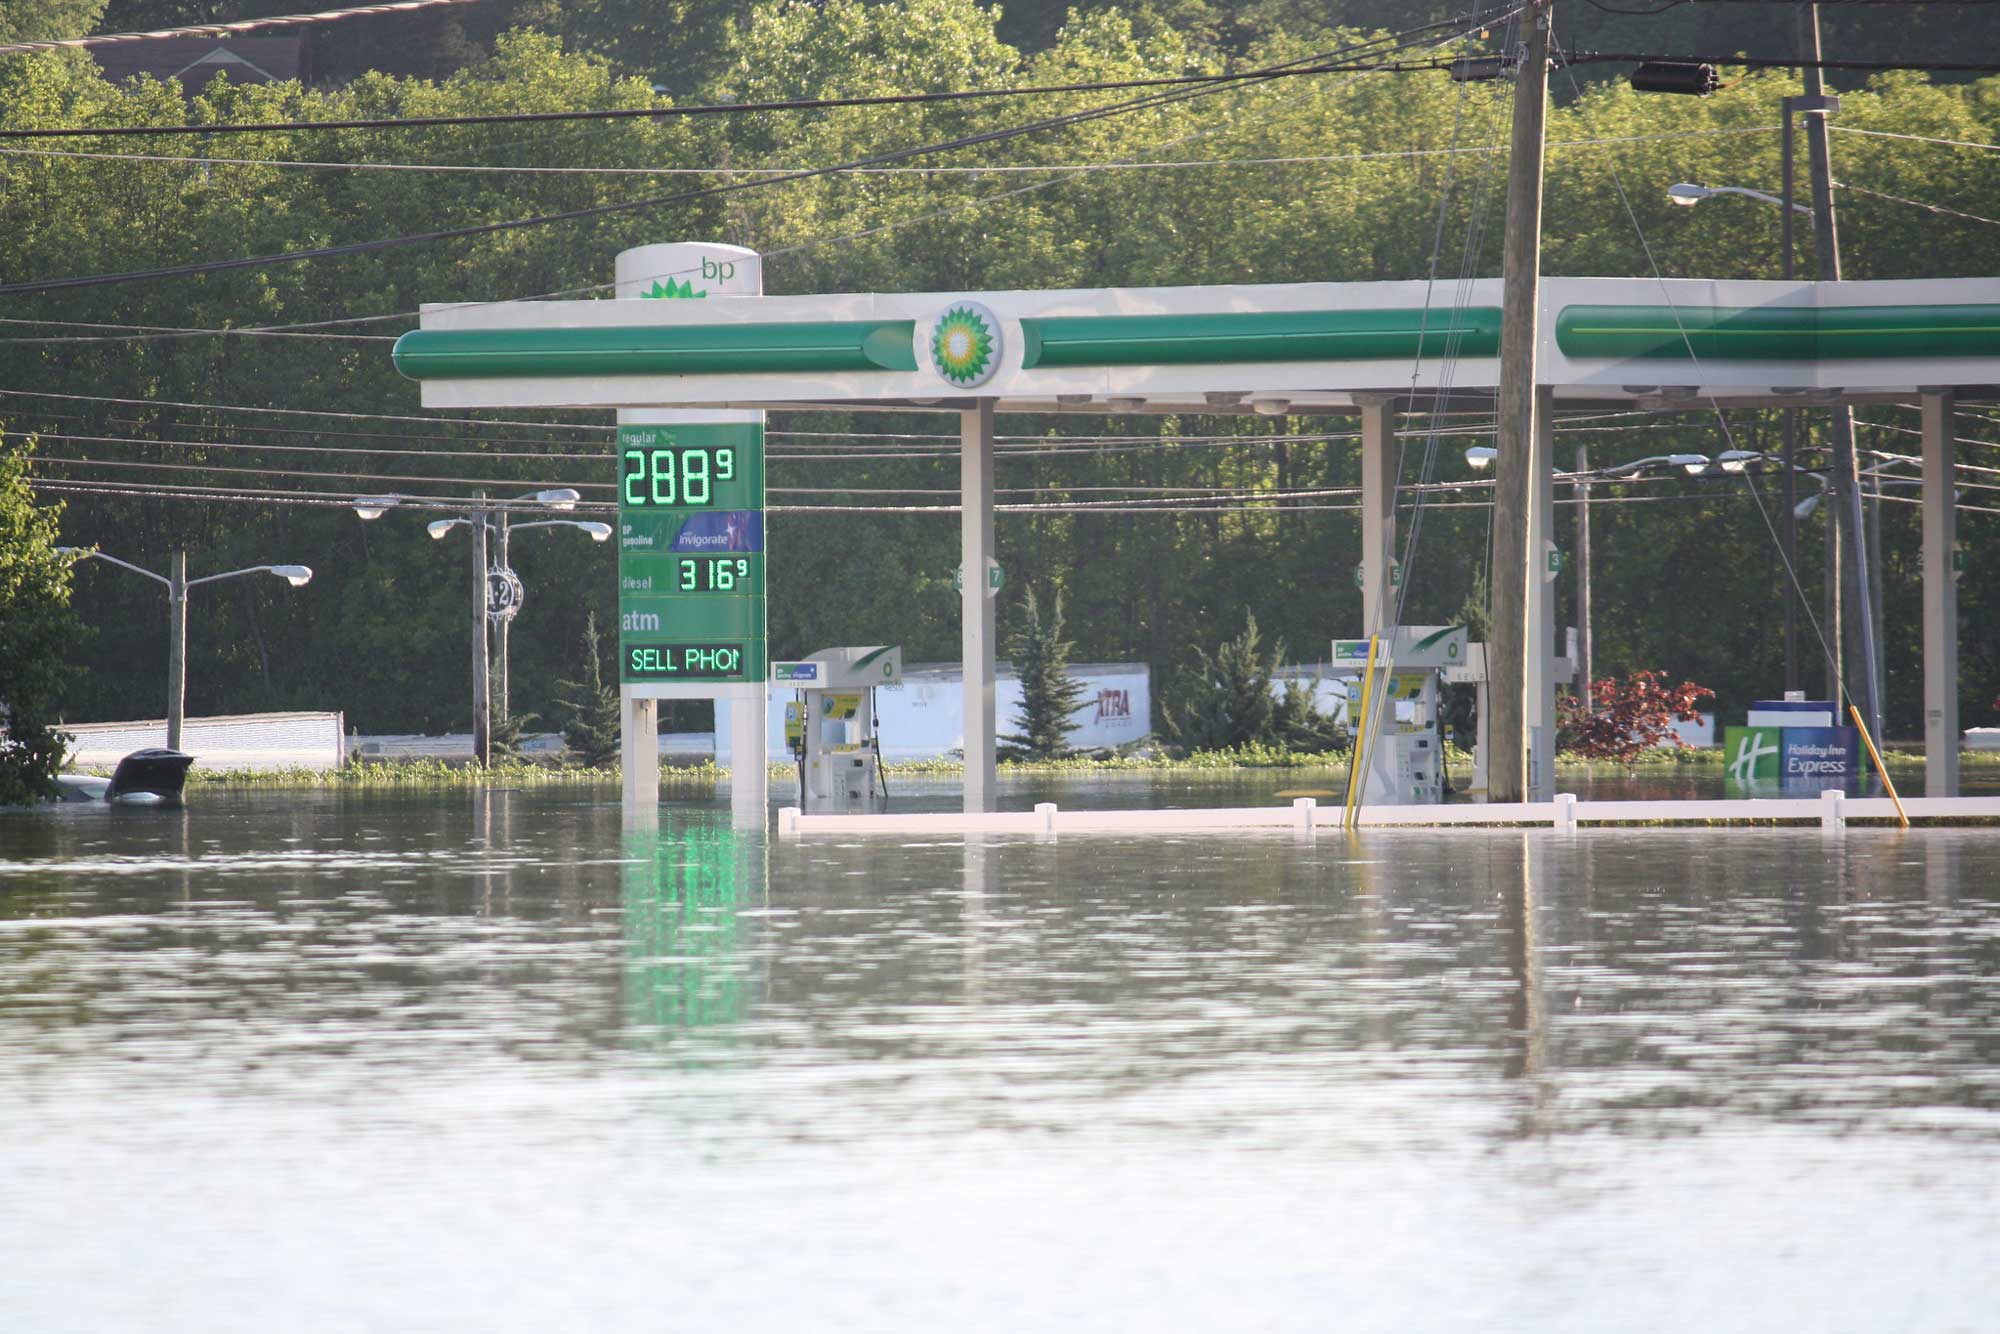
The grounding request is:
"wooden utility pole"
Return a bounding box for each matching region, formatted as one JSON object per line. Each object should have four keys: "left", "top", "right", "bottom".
{"left": 166, "top": 550, "right": 188, "bottom": 752}
{"left": 1798, "top": 2, "right": 1882, "bottom": 737}
{"left": 1490, "top": 0, "right": 1552, "bottom": 804}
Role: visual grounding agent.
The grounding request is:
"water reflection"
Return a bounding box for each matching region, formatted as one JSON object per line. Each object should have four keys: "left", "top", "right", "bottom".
{"left": 621, "top": 815, "right": 764, "bottom": 1041}
{"left": 0, "top": 791, "right": 1996, "bottom": 1330}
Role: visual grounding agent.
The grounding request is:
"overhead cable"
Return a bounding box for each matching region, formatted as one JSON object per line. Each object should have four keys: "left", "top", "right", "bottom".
{"left": 0, "top": 0, "right": 486, "bottom": 56}
{"left": 0, "top": 16, "right": 1516, "bottom": 295}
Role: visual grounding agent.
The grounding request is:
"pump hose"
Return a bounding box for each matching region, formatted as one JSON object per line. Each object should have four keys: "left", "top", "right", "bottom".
{"left": 872, "top": 686, "right": 890, "bottom": 803}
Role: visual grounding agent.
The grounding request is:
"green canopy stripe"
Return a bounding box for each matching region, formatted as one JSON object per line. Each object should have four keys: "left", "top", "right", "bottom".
{"left": 1018, "top": 308, "right": 1502, "bottom": 368}
{"left": 393, "top": 320, "right": 919, "bottom": 380}
{"left": 1555, "top": 304, "right": 2000, "bottom": 360}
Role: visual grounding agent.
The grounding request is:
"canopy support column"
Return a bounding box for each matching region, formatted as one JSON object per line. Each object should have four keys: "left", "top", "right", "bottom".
{"left": 1527, "top": 388, "right": 1556, "bottom": 801}
{"left": 621, "top": 692, "right": 657, "bottom": 807}
{"left": 961, "top": 400, "right": 997, "bottom": 813}
{"left": 1359, "top": 397, "right": 1396, "bottom": 634}
{"left": 1922, "top": 388, "right": 1959, "bottom": 797}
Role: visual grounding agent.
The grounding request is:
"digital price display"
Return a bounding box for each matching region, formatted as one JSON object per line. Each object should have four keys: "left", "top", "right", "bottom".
{"left": 621, "top": 444, "right": 737, "bottom": 508}
{"left": 616, "top": 422, "right": 767, "bottom": 690}
{"left": 627, "top": 642, "right": 748, "bottom": 680}
{"left": 677, "top": 555, "right": 751, "bottom": 593}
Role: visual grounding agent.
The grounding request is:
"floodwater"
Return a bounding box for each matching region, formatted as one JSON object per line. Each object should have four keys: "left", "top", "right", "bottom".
{"left": 1, "top": 784, "right": 1995, "bottom": 1332}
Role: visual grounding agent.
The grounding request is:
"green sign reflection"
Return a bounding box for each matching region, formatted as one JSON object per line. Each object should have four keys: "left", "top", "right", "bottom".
{"left": 621, "top": 818, "right": 763, "bottom": 1040}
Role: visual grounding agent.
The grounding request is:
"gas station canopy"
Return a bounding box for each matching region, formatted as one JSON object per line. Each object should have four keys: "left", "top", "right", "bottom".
{"left": 394, "top": 275, "right": 2000, "bottom": 412}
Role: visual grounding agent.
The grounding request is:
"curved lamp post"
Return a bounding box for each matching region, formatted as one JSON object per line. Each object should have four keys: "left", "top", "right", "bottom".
{"left": 55, "top": 548, "right": 313, "bottom": 751}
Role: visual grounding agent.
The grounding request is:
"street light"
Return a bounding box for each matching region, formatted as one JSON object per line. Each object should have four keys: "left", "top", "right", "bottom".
{"left": 355, "top": 489, "right": 602, "bottom": 765}
{"left": 1667, "top": 182, "right": 1811, "bottom": 214}
{"left": 1595, "top": 453, "right": 1712, "bottom": 479}
{"left": 54, "top": 547, "right": 313, "bottom": 752}
{"left": 1464, "top": 445, "right": 1497, "bottom": 471}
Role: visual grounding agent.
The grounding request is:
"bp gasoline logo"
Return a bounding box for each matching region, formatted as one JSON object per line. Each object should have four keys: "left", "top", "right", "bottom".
{"left": 930, "top": 302, "right": 1001, "bottom": 387}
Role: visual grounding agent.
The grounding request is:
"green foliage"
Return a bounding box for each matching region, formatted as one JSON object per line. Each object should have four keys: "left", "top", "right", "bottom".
{"left": 1168, "top": 612, "right": 1279, "bottom": 751}
{"left": 553, "top": 611, "right": 621, "bottom": 767}
{"left": 0, "top": 0, "right": 108, "bottom": 43}
{"left": 3, "top": 4, "right": 1999, "bottom": 750}
{"left": 0, "top": 434, "right": 80, "bottom": 804}
{"left": 487, "top": 706, "right": 537, "bottom": 763}
{"left": 1002, "top": 585, "right": 1089, "bottom": 759}
{"left": 1272, "top": 676, "right": 1348, "bottom": 753}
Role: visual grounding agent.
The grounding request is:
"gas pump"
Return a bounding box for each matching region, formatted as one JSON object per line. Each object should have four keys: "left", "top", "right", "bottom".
{"left": 1331, "top": 626, "right": 1465, "bottom": 806}
{"left": 771, "top": 646, "right": 902, "bottom": 812}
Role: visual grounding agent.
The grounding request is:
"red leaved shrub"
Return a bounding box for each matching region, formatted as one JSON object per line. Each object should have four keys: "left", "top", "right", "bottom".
{"left": 1557, "top": 671, "right": 1715, "bottom": 766}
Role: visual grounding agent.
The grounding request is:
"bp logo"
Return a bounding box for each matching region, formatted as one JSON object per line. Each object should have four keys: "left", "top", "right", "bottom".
{"left": 641, "top": 277, "right": 705, "bottom": 299}
{"left": 930, "top": 302, "right": 1001, "bottom": 387}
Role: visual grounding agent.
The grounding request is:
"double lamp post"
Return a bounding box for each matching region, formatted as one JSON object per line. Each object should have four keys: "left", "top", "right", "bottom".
{"left": 354, "top": 490, "right": 609, "bottom": 765}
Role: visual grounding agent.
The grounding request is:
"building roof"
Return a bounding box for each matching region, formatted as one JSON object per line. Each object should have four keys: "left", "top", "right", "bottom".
{"left": 94, "top": 37, "right": 309, "bottom": 90}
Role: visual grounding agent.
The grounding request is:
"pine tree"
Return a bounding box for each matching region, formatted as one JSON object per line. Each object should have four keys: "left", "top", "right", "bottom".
{"left": 1167, "top": 612, "right": 1280, "bottom": 752}
{"left": 553, "top": 612, "right": 622, "bottom": 768}
{"left": 1002, "top": 587, "right": 1089, "bottom": 760}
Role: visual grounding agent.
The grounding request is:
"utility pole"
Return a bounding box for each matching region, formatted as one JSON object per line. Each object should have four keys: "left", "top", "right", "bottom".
{"left": 1490, "top": 0, "right": 1552, "bottom": 804}
{"left": 495, "top": 513, "right": 510, "bottom": 724}
{"left": 1798, "top": 2, "right": 1882, "bottom": 737}
{"left": 1780, "top": 101, "right": 1800, "bottom": 693}
{"left": 471, "top": 496, "right": 491, "bottom": 767}
{"left": 1574, "top": 445, "right": 1592, "bottom": 709}
{"left": 166, "top": 550, "right": 188, "bottom": 752}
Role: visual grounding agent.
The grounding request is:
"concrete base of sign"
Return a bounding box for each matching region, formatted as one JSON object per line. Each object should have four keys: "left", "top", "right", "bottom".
{"left": 778, "top": 793, "right": 2000, "bottom": 838}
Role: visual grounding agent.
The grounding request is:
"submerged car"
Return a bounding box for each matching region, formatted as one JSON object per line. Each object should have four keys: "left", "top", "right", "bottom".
{"left": 52, "top": 749, "right": 195, "bottom": 807}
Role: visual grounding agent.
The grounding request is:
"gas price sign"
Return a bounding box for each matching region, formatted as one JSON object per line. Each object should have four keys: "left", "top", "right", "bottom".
{"left": 617, "top": 422, "right": 767, "bottom": 688}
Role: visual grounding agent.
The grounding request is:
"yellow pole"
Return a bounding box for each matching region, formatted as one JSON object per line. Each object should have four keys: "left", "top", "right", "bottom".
{"left": 1342, "top": 636, "right": 1380, "bottom": 828}
{"left": 1848, "top": 704, "right": 1909, "bottom": 829}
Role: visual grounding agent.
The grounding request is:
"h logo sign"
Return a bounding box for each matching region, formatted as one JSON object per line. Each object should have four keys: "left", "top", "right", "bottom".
{"left": 1729, "top": 729, "right": 1779, "bottom": 784}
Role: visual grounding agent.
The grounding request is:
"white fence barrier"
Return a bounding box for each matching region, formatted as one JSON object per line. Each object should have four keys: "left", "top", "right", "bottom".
{"left": 64, "top": 711, "right": 345, "bottom": 772}
{"left": 779, "top": 793, "right": 2000, "bottom": 838}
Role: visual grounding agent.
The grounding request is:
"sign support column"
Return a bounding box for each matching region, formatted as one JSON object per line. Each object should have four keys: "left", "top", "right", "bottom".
{"left": 1922, "top": 388, "right": 1959, "bottom": 796}
{"left": 613, "top": 242, "right": 767, "bottom": 827}
{"left": 1358, "top": 396, "right": 1396, "bottom": 635}
{"left": 961, "top": 400, "right": 998, "bottom": 813}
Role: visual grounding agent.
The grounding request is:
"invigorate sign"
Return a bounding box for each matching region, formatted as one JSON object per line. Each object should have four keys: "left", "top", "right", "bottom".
{"left": 617, "top": 422, "right": 767, "bottom": 687}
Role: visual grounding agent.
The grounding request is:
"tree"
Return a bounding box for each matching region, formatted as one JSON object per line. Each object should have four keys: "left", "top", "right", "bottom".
{"left": 1557, "top": 671, "right": 1715, "bottom": 767}
{"left": 553, "top": 611, "right": 620, "bottom": 767}
{"left": 0, "top": 0, "right": 108, "bottom": 44}
{"left": 1002, "top": 586, "right": 1088, "bottom": 759}
{"left": 1272, "top": 677, "right": 1347, "bottom": 753}
{"left": 1168, "top": 612, "right": 1279, "bottom": 751}
{"left": 0, "top": 434, "right": 80, "bottom": 803}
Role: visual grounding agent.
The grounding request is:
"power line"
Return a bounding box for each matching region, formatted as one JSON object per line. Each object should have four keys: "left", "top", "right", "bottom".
{"left": 0, "top": 125, "right": 1776, "bottom": 181}
{"left": 0, "top": 17, "right": 1494, "bottom": 141}
{"left": 0, "top": 17, "right": 1512, "bottom": 342}
{"left": 1836, "top": 179, "right": 2000, "bottom": 227}
{"left": 0, "top": 0, "right": 486, "bottom": 56}
{"left": 1832, "top": 124, "right": 2000, "bottom": 154}
{"left": 0, "top": 19, "right": 1500, "bottom": 296}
